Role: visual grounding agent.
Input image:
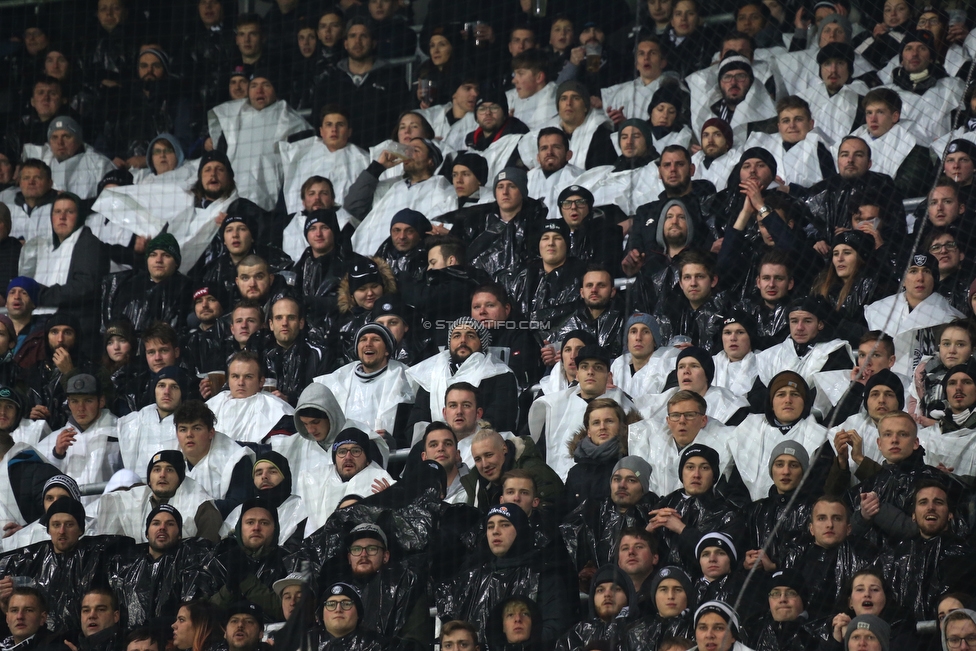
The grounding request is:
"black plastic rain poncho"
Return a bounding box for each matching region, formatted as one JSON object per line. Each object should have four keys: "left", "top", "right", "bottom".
{"left": 107, "top": 538, "right": 214, "bottom": 628}
{"left": 559, "top": 494, "right": 658, "bottom": 573}
{"left": 0, "top": 535, "right": 133, "bottom": 633}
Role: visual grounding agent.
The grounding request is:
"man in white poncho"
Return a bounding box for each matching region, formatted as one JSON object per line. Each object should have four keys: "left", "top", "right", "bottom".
{"left": 91, "top": 450, "right": 221, "bottom": 542}
{"left": 279, "top": 104, "right": 368, "bottom": 222}
{"left": 22, "top": 117, "right": 113, "bottom": 200}
{"left": 205, "top": 351, "right": 295, "bottom": 444}
{"left": 206, "top": 68, "right": 310, "bottom": 211}
{"left": 314, "top": 323, "right": 414, "bottom": 441}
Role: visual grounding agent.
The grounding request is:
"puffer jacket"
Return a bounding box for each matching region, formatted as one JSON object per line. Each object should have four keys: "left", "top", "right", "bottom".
{"left": 563, "top": 412, "right": 641, "bottom": 512}
{"left": 334, "top": 257, "right": 398, "bottom": 365}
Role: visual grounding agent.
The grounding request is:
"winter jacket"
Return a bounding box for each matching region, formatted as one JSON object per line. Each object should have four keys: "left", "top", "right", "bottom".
{"left": 312, "top": 60, "right": 410, "bottom": 149}
{"left": 563, "top": 417, "right": 636, "bottom": 512}
{"left": 630, "top": 183, "right": 716, "bottom": 264}
{"left": 332, "top": 256, "right": 398, "bottom": 365}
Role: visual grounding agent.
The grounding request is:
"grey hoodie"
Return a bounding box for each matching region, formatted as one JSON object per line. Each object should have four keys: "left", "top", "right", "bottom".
{"left": 942, "top": 608, "right": 976, "bottom": 651}
{"left": 656, "top": 199, "right": 695, "bottom": 250}
{"left": 293, "top": 383, "right": 347, "bottom": 450}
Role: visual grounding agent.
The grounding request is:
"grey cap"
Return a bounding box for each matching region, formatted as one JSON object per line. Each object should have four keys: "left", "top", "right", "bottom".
{"left": 273, "top": 571, "right": 311, "bottom": 597}
{"left": 65, "top": 373, "right": 99, "bottom": 396}
{"left": 844, "top": 615, "right": 890, "bottom": 651}
{"left": 48, "top": 116, "right": 83, "bottom": 141}
{"left": 612, "top": 456, "right": 652, "bottom": 493}
{"left": 494, "top": 167, "right": 528, "bottom": 200}
{"left": 768, "top": 440, "right": 809, "bottom": 477}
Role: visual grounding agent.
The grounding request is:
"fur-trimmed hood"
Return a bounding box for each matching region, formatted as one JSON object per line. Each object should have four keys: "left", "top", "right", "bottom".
{"left": 336, "top": 256, "right": 398, "bottom": 314}
{"left": 567, "top": 409, "right": 641, "bottom": 457}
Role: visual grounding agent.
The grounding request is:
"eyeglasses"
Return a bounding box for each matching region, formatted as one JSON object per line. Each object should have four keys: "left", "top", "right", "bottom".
{"left": 917, "top": 16, "right": 941, "bottom": 27}
{"left": 930, "top": 242, "right": 959, "bottom": 252}
{"left": 349, "top": 544, "right": 385, "bottom": 556}
{"left": 720, "top": 72, "right": 749, "bottom": 83}
{"left": 946, "top": 636, "right": 976, "bottom": 649}
{"left": 323, "top": 600, "right": 355, "bottom": 611}
{"left": 768, "top": 589, "right": 800, "bottom": 599}
{"left": 476, "top": 105, "right": 502, "bottom": 114}
{"left": 667, "top": 411, "right": 703, "bottom": 421}
{"left": 559, "top": 199, "right": 588, "bottom": 208}
{"left": 335, "top": 446, "right": 364, "bottom": 458}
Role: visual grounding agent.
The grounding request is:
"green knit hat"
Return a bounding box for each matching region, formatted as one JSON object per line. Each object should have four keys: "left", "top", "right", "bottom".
{"left": 147, "top": 233, "right": 181, "bottom": 266}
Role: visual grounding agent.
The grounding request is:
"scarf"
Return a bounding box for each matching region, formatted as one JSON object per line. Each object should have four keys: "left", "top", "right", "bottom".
{"left": 772, "top": 418, "right": 797, "bottom": 434}
{"left": 574, "top": 436, "right": 620, "bottom": 462}
{"left": 952, "top": 408, "right": 972, "bottom": 425}
{"left": 354, "top": 365, "right": 389, "bottom": 382}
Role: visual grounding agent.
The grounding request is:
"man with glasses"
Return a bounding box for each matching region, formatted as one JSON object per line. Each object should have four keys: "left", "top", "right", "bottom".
{"left": 944, "top": 611, "right": 976, "bottom": 651}
{"left": 691, "top": 53, "right": 777, "bottom": 145}
{"left": 341, "top": 523, "right": 431, "bottom": 648}
{"left": 749, "top": 570, "right": 817, "bottom": 650}
{"left": 926, "top": 228, "right": 971, "bottom": 312}
{"left": 304, "top": 427, "right": 393, "bottom": 534}
{"left": 628, "top": 390, "right": 734, "bottom": 498}
{"left": 463, "top": 90, "right": 529, "bottom": 180}
{"left": 312, "top": 582, "right": 381, "bottom": 650}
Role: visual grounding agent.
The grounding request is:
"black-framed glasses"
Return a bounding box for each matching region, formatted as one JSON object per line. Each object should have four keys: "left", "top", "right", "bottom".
{"left": 323, "top": 600, "right": 355, "bottom": 611}
{"left": 930, "top": 242, "right": 959, "bottom": 252}
{"left": 946, "top": 636, "right": 976, "bottom": 649}
{"left": 349, "top": 544, "right": 385, "bottom": 556}
{"left": 559, "top": 199, "right": 588, "bottom": 209}
{"left": 667, "top": 411, "right": 703, "bottom": 421}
